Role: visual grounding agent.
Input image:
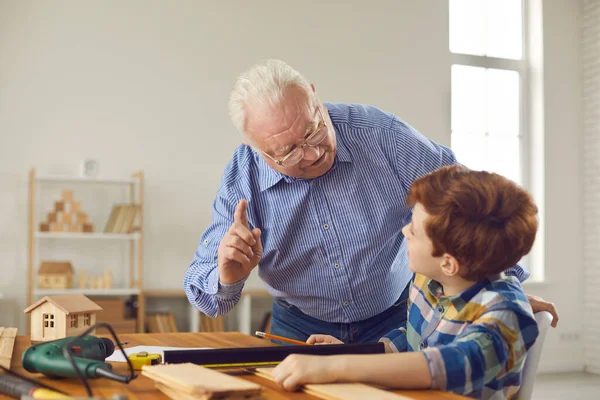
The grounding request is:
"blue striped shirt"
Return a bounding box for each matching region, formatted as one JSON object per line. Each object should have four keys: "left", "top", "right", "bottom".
{"left": 183, "top": 103, "right": 529, "bottom": 322}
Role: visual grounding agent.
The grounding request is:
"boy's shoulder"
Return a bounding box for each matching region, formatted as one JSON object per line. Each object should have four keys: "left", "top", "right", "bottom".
{"left": 411, "top": 273, "right": 534, "bottom": 318}
{"left": 474, "top": 274, "right": 533, "bottom": 314}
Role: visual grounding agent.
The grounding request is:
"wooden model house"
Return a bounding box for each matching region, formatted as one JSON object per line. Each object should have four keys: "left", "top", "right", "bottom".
{"left": 24, "top": 294, "right": 103, "bottom": 342}
{"left": 38, "top": 261, "right": 74, "bottom": 289}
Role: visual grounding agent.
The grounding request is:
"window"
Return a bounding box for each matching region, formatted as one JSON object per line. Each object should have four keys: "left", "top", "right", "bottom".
{"left": 70, "top": 315, "right": 78, "bottom": 328}
{"left": 43, "top": 313, "right": 54, "bottom": 328}
{"left": 449, "top": 0, "right": 527, "bottom": 186}
{"left": 83, "top": 313, "right": 91, "bottom": 326}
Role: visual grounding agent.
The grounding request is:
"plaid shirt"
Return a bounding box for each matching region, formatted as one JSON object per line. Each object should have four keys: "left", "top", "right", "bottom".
{"left": 381, "top": 273, "right": 539, "bottom": 399}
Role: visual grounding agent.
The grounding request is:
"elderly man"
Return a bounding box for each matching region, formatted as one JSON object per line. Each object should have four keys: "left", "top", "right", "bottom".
{"left": 183, "top": 59, "right": 558, "bottom": 343}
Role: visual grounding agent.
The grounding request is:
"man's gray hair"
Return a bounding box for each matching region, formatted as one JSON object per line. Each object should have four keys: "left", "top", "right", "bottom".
{"left": 228, "top": 59, "right": 313, "bottom": 135}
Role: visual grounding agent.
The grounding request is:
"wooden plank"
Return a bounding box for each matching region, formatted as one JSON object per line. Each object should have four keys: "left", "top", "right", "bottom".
{"left": 254, "top": 368, "right": 412, "bottom": 400}
{"left": 142, "top": 362, "right": 261, "bottom": 397}
{"left": 0, "top": 327, "right": 17, "bottom": 370}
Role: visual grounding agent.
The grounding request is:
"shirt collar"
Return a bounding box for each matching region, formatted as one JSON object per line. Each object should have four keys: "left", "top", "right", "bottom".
{"left": 426, "top": 273, "right": 501, "bottom": 312}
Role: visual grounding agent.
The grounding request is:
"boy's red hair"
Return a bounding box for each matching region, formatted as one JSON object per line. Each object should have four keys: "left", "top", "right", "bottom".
{"left": 407, "top": 165, "right": 538, "bottom": 281}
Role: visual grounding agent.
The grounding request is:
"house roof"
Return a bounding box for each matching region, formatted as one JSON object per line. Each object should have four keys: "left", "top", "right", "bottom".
{"left": 24, "top": 294, "right": 103, "bottom": 315}
{"left": 38, "top": 261, "right": 74, "bottom": 275}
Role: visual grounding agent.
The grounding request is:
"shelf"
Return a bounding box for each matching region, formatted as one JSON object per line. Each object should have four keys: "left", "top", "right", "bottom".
{"left": 33, "top": 288, "right": 140, "bottom": 296}
{"left": 35, "top": 232, "right": 140, "bottom": 240}
{"left": 36, "top": 175, "right": 137, "bottom": 185}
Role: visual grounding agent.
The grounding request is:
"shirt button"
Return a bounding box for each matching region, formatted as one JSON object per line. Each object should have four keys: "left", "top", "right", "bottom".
{"left": 343, "top": 301, "right": 349, "bottom": 306}
{"left": 437, "top": 306, "right": 444, "bottom": 313}
{"left": 419, "top": 342, "right": 427, "bottom": 349}
{"left": 204, "top": 239, "right": 209, "bottom": 245}
{"left": 334, "top": 263, "right": 340, "bottom": 269}
{"left": 213, "top": 285, "right": 217, "bottom": 290}
{"left": 324, "top": 224, "right": 329, "bottom": 230}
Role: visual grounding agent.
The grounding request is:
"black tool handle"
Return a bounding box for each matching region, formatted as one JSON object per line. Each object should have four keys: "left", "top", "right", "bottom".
{"left": 0, "top": 374, "right": 35, "bottom": 398}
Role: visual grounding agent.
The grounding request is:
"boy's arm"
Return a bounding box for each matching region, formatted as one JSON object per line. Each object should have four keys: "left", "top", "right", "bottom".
{"left": 419, "top": 307, "right": 539, "bottom": 395}
{"left": 273, "top": 352, "right": 432, "bottom": 391}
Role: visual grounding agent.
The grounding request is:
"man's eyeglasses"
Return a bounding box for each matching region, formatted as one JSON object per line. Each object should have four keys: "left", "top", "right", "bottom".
{"left": 261, "top": 106, "right": 328, "bottom": 167}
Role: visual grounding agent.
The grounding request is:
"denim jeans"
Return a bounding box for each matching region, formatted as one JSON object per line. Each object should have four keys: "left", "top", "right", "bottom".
{"left": 269, "top": 284, "right": 409, "bottom": 344}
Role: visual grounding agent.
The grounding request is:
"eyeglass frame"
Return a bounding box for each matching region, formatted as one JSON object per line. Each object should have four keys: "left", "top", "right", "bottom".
{"left": 260, "top": 105, "right": 328, "bottom": 167}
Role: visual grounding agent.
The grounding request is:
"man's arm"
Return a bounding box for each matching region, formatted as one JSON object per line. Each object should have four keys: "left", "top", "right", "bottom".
{"left": 391, "top": 116, "right": 458, "bottom": 192}
{"left": 505, "top": 262, "right": 530, "bottom": 282}
{"left": 183, "top": 186, "right": 261, "bottom": 317}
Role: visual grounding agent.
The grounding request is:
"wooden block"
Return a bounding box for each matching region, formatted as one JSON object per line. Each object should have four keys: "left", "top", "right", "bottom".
{"left": 49, "top": 222, "right": 63, "bottom": 232}
{"left": 61, "top": 190, "right": 73, "bottom": 202}
{"left": 71, "top": 201, "right": 81, "bottom": 213}
{"left": 47, "top": 212, "right": 57, "bottom": 223}
{"left": 141, "top": 363, "right": 261, "bottom": 398}
{"left": 83, "top": 223, "right": 94, "bottom": 233}
{"left": 55, "top": 201, "right": 65, "bottom": 212}
{"left": 68, "top": 224, "right": 79, "bottom": 233}
{"left": 104, "top": 270, "right": 112, "bottom": 289}
{"left": 77, "top": 212, "right": 88, "bottom": 224}
{"left": 62, "top": 212, "right": 72, "bottom": 224}
{"left": 0, "top": 327, "right": 18, "bottom": 369}
{"left": 79, "top": 271, "right": 87, "bottom": 289}
{"left": 39, "top": 222, "right": 50, "bottom": 232}
{"left": 254, "top": 368, "right": 410, "bottom": 400}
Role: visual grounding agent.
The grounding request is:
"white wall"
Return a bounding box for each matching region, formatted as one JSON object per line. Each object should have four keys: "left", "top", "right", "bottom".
{"left": 0, "top": 0, "right": 585, "bottom": 373}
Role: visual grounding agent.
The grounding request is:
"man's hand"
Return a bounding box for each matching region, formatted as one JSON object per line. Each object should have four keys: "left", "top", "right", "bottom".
{"left": 306, "top": 334, "right": 344, "bottom": 345}
{"left": 272, "top": 354, "right": 342, "bottom": 391}
{"left": 217, "top": 199, "right": 263, "bottom": 285}
{"left": 527, "top": 294, "right": 559, "bottom": 328}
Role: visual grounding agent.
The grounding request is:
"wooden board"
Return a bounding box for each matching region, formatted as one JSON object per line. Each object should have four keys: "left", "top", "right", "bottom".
{"left": 155, "top": 381, "right": 262, "bottom": 400}
{"left": 0, "top": 327, "right": 17, "bottom": 370}
{"left": 142, "top": 362, "right": 262, "bottom": 398}
{"left": 254, "top": 367, "right": 412, "bottom": 400}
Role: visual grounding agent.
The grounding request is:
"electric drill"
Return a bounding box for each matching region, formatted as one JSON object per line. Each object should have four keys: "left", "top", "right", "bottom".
{"left": 21, "top": 336, "right": 131, "bottom": 382}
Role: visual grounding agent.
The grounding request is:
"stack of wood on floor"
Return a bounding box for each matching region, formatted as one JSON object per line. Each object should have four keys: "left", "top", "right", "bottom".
{"left": 147, "top": 313, "right": 178, "bottom": 333}
{"left": 0, "top": 327, "right": 17, "bottom": 370}
{"left": 142, "top": 362, "right": 262, "bottom": 400}
{"left": 94, "top": 299, "right": 137, "bottom": 334}
{"left": 39, "top": 190, "right": 94, "bottom": 233}
{"left": 253, "top": 367, "right": 411, "bottom": 400}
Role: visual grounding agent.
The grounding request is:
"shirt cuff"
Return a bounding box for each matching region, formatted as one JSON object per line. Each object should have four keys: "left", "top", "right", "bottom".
{"left": 207, "top": 268, "right": 245, "bottom": 299}
{"left": 379, "top": 327, "right": 409, "bottom": 353}
{"left": 421, "top": 347, "right": 448, "bottom": 390}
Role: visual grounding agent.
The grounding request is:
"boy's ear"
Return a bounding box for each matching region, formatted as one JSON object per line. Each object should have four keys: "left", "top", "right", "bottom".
{"left": 440, "top": 254, "right": 460, "bottom": 277}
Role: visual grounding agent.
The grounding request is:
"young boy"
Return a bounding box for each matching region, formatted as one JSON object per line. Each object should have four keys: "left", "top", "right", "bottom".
{"left": 271, "top": 165, "right": 540, "bottom": 399}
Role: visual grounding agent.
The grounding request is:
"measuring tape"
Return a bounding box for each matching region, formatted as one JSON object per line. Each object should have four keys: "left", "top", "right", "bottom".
{"left": 200, "top": 361, "right": 281, "bottom": 369}
{"left": 127, "top": 351, "right": 162, "bottom": 370}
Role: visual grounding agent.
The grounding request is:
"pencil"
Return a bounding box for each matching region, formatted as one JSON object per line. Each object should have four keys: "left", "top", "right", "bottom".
{"left": 255, "top": 331, "right": 311, "bottom": 346}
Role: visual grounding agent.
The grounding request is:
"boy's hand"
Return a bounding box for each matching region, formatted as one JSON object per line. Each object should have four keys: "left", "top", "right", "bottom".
{"left": 306, "top": 334, "right": 344, "bottom": 345}
{"left": 272, "top": 354, "right": 342, "bottom": 391}
{"left": 527, "top": 294, "right": 559, "bottom": 328}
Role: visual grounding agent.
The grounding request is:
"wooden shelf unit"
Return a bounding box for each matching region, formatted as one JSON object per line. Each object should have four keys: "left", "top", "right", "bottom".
{"left": 27, "top": 168, "right": 146, "bottom": 333}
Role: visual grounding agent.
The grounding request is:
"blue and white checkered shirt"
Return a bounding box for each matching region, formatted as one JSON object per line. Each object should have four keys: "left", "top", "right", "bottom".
{"left": 183, "top": 103, "right": 529, "bottom": 323}
{"left": 381, "top": 273, "right": 539, "bottom": 399}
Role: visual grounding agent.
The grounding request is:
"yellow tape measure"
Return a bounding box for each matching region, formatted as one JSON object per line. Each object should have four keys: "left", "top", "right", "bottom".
{"left": 127, "top": 351, "right": 162, "bottom": 370}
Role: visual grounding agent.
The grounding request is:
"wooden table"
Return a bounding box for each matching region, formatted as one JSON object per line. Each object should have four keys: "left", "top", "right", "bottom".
{"left": 3, "top": 332, "right": 468, "bottom": 400}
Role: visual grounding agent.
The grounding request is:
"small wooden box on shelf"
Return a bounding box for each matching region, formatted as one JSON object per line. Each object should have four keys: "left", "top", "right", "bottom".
{"left": 27, "top": 168, "right": 146, "bottom": 333}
